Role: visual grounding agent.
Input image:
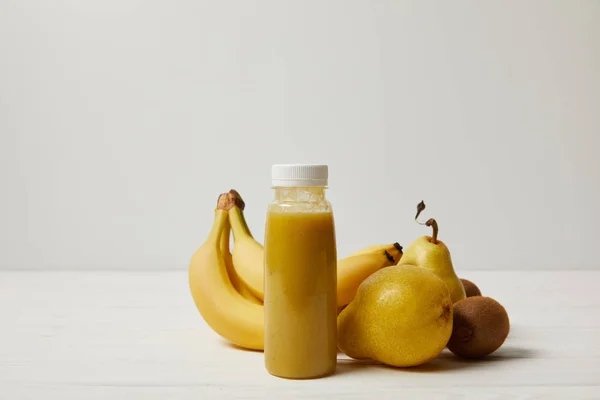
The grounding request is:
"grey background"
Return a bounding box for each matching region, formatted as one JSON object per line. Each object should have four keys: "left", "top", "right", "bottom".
{"left": 1, "top": 0, "right": 599, "bottom": 270}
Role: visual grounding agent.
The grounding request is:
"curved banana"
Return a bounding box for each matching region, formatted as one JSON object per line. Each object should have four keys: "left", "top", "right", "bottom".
{"left": 188, "top": 204, "right": 264, "bottom": 350}
{"left": 336, "top": 244, "right": 402, "bottom": 307}
{"left": 220, "top": 217, "right": 262, "bottom": 305}
{"left": 227, "top": 192, "right": 265, "bottom": 301}
{"left": 349, "top": 242, "right": 403, "bottom": 257}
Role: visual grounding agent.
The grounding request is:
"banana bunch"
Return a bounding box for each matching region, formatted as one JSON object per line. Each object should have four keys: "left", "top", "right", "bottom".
{"left": 188, "top": 190, "right": 403, "bottom": 351}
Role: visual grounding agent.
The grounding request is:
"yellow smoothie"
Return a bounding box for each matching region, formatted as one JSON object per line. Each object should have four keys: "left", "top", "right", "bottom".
{"left": 264, "top": 210, "right": 337, "bottom": 379}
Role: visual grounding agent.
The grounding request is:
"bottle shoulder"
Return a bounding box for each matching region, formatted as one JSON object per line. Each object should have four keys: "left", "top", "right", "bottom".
{"left": 268, "top": 187, "right": 332, "bottom": 213}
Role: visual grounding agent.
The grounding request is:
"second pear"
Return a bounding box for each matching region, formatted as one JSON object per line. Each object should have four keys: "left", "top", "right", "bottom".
{"left": 399, "top": 201, "right": 466, "bottom": 303}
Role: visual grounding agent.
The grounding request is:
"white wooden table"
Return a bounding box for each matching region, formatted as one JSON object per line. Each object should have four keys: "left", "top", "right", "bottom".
{"left": 1, "top": 271, "right": 599, "bottom": 399}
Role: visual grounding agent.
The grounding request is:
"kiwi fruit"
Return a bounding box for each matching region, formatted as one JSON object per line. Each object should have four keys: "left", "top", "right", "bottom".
{"left": 460, "top": 278, "right": 482, "bottom": 297}
{"left": 447, "top": 296, "right": 510, "bottom": 358}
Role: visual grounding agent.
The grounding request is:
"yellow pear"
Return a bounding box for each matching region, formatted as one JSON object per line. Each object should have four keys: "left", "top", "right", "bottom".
{"left": 337, "top": 264, "right": 453, "bottom": 367}
{"left": 399, "top": 201, "right": 466, "bottom": 303}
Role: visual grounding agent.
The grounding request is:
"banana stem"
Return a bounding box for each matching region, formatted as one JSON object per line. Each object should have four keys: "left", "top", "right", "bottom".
{"left": 217, "top": 193, "right": 230, "bottom": 210}
{"left": 217, "top": 190, "right": 246, "bottom": 211}
{"left": 384, "top": 250, "right": 394, "bottom": 263}
{"left": 228, "top": 206, "right": 253, "bottom": 240}
{"left": 228, "top": 189, "right": 246, "bottom": 210}
{"left": 210, "top": 209, "right": 229, "bottom": 241}
{"left": 393, "top": 242, "right": 403, "bottom": 254}
{"left": 223, "top": 189, "right": 253, "bottom": 240}
{"left": 214, "top": 194, "right": 231, "bottom": 245}
{"left": 220, "top": 218, "right": 231, "bottom": 253}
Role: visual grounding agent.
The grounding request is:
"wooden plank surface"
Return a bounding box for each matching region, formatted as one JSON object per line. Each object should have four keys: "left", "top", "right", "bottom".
{"left": 1, "top": 271, "right": 599, "bottom": 399}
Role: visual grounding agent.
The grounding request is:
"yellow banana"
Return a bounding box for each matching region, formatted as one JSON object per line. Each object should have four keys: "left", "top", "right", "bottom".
{"left": 336, "top": 244, "right": 402, "bottom": 307}
{"left": 220, "top": 217, "right": 262, "bottom": 305}
{"left": 188, "top": 202, "right": 264, "bottom": 350}
{"left": 190, "top": 198, "right": 401, "bottom": 349}
{"left": 227, "top": 191, "right": 265, "bottom": 301}
{"left": 349, "top": 242, "right": 403, "bottom": 257}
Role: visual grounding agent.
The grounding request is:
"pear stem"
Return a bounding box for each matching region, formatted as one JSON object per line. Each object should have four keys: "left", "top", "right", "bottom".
{"left": 426, "top": 218, "right": 439, "bottom": 244}
{"left": 415, "top": 200, "right": 439, "bottom": 244}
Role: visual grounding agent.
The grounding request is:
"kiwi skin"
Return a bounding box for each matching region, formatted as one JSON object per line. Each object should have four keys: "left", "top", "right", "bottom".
{"left": 460, "top": 279, "right": 482, "bottom": 297}
{"left": 447, "top": 296, "right": 510, "bottom": 359}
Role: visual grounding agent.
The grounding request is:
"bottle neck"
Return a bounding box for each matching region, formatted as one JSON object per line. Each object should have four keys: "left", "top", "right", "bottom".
{"left": 273, "top": 186, "right": 327, "bottom": 202}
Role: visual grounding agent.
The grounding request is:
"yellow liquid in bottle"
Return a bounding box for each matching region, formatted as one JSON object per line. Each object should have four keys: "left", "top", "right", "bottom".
{"left": 264, "top": 210, "right": 337, "bottom": 379}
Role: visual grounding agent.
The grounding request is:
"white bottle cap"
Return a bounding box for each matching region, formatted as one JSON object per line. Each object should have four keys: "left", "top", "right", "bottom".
{"left": 271, "top": 164, "right": 328, "bottom": 187}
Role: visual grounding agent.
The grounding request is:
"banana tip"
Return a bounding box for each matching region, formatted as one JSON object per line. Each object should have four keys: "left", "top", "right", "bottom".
{"left": 216, "top": 193, "right": 230, "bottom": 210}
{"left": 228, "top": 189, "right": 246, "bottom": 210}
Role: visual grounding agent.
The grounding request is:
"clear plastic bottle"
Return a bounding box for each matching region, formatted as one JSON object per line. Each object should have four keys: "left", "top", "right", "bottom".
{"left": 263, "top": 164, "right": 337, "bottom": 379}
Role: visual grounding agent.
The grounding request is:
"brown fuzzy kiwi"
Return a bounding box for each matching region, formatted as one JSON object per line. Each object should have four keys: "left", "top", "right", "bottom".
{"left": 447, "top": 296, "right": 510, "bottom": 358}
{"left": 460, "top": 279, "right": 482, "bottom": 297}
